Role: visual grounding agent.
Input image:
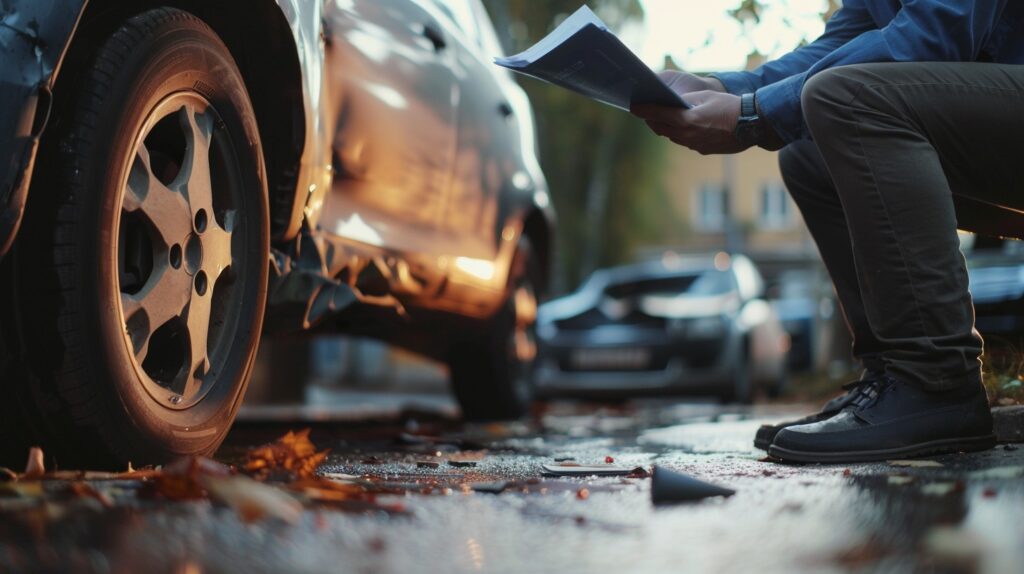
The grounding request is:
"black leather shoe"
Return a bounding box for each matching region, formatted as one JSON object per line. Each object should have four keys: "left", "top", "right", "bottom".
{"left": 768, "top": 376, "right": 996, "bottom": 463}
{"left": 753, "top": 372, "right": 882, "bottom": 451}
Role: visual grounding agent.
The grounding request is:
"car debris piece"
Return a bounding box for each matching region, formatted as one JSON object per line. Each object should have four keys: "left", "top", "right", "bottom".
{"left": 471, "top": 480, "right": 510, "bottom": 494}
{"left": 448, "top": 460, "right": 478, "bottom": 468}
{"left": 320, "top": 472, "right": 361, "bottom": 482}
{"left": 416, "top": 461, "right": 441, "bottom": 469}
{"left": 887, "top": 459, "right": 943, "bottom": 468}
{"left": 650, "top": 465, "right": 735, "bottom": 504}
{"left": 626, "top": 467, "right": 651, "bottom": 479}
{"left": 541, "top": 464, "right": 645, "bottom": 477}
{"left": 921, "top": 481, "right": 964, "bottom": 497}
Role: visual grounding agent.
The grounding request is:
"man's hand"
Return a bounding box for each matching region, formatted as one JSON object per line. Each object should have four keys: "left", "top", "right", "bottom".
{"left": 658, "top": 70, "right": 726, "bottom": 94}
{"left": 632, "top": 90, "right": 751, "bottom": 155}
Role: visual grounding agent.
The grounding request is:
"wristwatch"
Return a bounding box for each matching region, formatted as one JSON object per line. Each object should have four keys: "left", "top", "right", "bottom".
{"left": 734, "top": 92, "right": 766, "bottom": 148}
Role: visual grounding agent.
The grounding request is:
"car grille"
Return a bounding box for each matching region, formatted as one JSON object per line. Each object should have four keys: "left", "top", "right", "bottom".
{"left": 555, "top": 309, "right": 666, "bottom": 330}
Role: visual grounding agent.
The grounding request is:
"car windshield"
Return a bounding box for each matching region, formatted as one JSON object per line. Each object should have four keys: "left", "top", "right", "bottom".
{"left": 603, "top": 270, "right": 732, "bottom": 299}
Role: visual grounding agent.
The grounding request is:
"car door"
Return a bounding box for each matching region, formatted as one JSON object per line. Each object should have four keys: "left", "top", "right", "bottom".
{"left": 433, "top": 0, "right": 537, "bottom": 263}
{"left": 317, "top": 0, "right": 459, "bottom": 254}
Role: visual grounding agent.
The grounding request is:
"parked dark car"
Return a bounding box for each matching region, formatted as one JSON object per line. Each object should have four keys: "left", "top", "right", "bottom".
{"left": 0, "top": 0, "right": 554, "bottom": 467}
{"left": 766, "top": 268, "right": 831, "bottom": 372}
{"left": 964, "top": 237, "right": 1024, "bottom": 345}
{"left": 534, "top": 254, "right": 788, "bottom": 403}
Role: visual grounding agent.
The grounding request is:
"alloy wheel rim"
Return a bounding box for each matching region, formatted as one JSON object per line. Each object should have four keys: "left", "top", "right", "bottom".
{"left": 115, "top": 92, "right": 247, "bottom": 410}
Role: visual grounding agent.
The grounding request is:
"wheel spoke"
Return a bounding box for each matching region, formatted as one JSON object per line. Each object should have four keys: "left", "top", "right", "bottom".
{"left": 202, "top": 210, "right": 235, "bottom": 283}
{"left": 176, "top": 104, "right": 214, "bottom": 210}
{"left": 181, "top": 283, "right": 213, "bottom": 398}
{"left": 121, "top": 264, "right": 192, "bottom": 363}
{"left": 124, "top": 143, "right": 192, "bottom": 248}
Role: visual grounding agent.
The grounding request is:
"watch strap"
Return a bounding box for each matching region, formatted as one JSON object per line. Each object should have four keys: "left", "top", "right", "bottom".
{"left": 740, "top": 92, "right": 757, "bottom": 118}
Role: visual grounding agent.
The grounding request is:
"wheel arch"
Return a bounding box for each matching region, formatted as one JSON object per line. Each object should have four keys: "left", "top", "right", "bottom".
{"left": 520, "top": 207, "right": 553, "bottom": 298}
{"left": 42, "top": 0, "right": 307, "bottom": 241}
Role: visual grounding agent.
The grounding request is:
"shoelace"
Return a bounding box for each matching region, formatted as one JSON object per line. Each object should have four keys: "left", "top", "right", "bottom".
{"left": 835, "top": 372, "right": 883, "bottom": 405}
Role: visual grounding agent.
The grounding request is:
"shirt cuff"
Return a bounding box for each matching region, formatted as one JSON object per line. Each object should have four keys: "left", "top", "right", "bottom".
{"left": 754, "top": 73, "right": 808, "bottom": 144}
{"left": 708, "top": 71, "right": 760, "bottom": 96}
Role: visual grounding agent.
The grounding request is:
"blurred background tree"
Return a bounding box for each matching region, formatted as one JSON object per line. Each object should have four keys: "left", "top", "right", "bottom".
{"left": 483, "top": 0, "right": 681, "bottom": 294}
{"left": 482, "top": 0, "right": 841, "bottom": 294}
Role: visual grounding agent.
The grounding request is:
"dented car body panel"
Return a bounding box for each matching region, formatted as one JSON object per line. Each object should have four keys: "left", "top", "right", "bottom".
{"left": 1, "top": 0, "right": 554, "bottom": 351}
{"left": 0, "top": 0, "right": 85, "bottom": 259}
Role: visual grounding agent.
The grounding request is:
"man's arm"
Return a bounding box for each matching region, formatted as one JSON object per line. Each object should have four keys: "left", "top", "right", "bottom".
{"left": 710, "top": 1, "right": 877, "bottom": 96}
{"left": 758, "top": 0, "right": 1010, "bottom": 142}
{"left": 635, "top": 0, "right": 1011, "bottom": 153}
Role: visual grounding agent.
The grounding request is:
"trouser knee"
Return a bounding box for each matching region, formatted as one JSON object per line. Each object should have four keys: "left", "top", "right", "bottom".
{"left": 801, "top": 66, "right": 872, "bottom": 136}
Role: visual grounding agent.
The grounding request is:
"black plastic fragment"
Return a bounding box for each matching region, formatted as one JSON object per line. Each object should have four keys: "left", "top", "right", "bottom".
{"left": 650, "top": 465, "right": 735, "bottom": 504}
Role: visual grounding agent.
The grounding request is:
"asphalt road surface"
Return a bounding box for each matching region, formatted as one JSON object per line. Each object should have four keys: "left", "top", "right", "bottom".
{"left": 1, "top": 395, "right": 1021, "bottom": 574}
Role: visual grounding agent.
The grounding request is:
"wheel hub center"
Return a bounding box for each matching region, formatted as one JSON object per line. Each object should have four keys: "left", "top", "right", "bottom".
{"left": 184, "top": 233, "right": 203, "bottom": 276}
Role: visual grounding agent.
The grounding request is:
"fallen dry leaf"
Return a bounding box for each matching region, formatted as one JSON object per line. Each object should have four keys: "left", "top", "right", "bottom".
{"left": 23, "top": 447, "right": 45, "bottom": 479}
{"left": 67, "top": 482, "right": 114, "bottom": 508}
{"left": 164, "top": 456, "right": 231, "bottom": 477}
{"left": 290, "top": 477, "right": 368, "bottom": 502}
{"left": 245, "top": 429, "right": 329, "bottom": 480}
{"left": 202, "top": 475, "right": 303, "bottom": 524}
{"left": 144, "top": 456, "right": 229, "bottom": 501}
{"left": 0, "top": 481, "right": 44, "bottom": 498}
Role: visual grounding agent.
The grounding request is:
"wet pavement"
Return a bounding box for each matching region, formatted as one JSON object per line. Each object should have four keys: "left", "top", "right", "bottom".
{"left": 1, "top": 397, "right": 1022, "bottom": 574}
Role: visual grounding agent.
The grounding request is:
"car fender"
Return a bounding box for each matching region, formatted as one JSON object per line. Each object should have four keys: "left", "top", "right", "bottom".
{"left": 0, "top": 0, "right": 86, "bottom": 260}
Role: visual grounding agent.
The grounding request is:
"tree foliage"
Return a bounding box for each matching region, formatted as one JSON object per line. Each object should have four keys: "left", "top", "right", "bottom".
{"left": 482, "top": 0, "right": 679, "bottom": 292}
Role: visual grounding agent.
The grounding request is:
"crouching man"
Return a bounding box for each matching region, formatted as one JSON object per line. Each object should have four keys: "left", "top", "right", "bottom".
{"left": 633, "top": 0, "right": 1023, "bottom": 462}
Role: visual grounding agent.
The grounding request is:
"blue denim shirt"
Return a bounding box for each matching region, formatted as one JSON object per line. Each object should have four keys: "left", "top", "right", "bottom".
{"left": 712, "top": 0, "right": 1024, "bottom": 143}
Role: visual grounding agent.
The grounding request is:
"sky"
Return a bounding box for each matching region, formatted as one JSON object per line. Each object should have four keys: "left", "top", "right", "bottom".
{"left": 623, "top": 0, "right": 830, "bottom": 72}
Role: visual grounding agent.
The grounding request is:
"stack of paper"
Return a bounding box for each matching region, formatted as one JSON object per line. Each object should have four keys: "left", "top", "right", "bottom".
{"left": 495, "top": 5, "right": 689, "bottom": 111}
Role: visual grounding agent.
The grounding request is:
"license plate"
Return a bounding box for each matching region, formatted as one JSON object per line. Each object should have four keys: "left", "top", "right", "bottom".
{"left": 570, "top": 347, "right": 651, "bottom": 370}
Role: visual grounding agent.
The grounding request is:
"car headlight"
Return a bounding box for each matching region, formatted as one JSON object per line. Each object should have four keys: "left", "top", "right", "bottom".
{"left": 537, "top": 322, "right": 558, "bottom": 340}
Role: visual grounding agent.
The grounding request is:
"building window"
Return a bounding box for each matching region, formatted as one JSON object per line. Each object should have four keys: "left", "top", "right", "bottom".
{"left": 759, "top": 182, "right": 792, "bottom": 229}
{"left": 694, "top": 183, "right": 726, "bottom": 231}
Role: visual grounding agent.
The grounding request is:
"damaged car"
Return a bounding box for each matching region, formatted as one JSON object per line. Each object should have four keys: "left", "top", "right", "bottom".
{"left": 534, "top": 255, "right": 789, "bottom": 403}
{"left": 0, "top": 0, "right": 553, "bottom": 467}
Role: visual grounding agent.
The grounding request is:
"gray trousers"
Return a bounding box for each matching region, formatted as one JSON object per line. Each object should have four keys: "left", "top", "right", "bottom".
{"left": 778, "top": 62, "right": 1024, "bottom": 390}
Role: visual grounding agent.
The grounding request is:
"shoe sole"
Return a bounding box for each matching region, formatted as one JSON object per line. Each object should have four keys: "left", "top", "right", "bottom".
{"left": 767, "top": 434, "right": 997, "bottom": 464}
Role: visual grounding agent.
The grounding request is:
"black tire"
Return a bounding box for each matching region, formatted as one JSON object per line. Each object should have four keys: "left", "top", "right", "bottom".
{"left": 5, "top": 8, "right": 269, "bottom": 468}
{"left": 448, "top": 240, "right": 541, "bottom": 421}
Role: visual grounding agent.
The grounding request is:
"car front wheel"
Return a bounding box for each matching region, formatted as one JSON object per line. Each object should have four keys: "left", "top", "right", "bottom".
{"left": 448, "top": 239, "right": 540, "bottom": 421}
{"left": 3, "top": 8, "right": 268, "bottom": 468}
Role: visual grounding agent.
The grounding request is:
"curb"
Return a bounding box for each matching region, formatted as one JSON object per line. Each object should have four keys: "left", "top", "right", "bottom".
{"left": 992, "top": 405, "right": 1024, "bottom": 443}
